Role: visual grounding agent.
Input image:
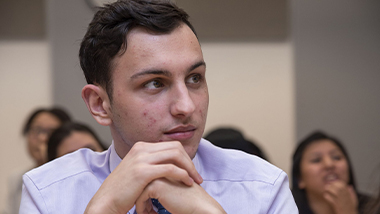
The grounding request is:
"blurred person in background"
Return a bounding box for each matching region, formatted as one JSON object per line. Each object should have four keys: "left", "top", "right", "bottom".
{"left": 22, "top": 108, "right": 72, "bottom": 166}
{"left": 291, "top": 131, "right": 372, "bottom": 214}
{"left": 47, "top": 121, "right": 106, "bottom": 161}
{"left": 204, "top": 127, "right": 269, "bottom": 161}
{"left": 4, "top": 107, "right": 71, "bottom": 214}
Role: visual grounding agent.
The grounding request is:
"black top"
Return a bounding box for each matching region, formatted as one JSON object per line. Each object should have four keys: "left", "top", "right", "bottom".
{"left": 293, "top": 190, "right": 373, "bottom": 214}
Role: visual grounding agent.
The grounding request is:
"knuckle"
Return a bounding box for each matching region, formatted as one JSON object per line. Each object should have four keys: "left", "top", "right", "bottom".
{"left": 134, "top": 141, "right": 144, "bottom": 149}
{"left": 173, "top": 141, "right": 182, "bottom": 147}
{"left": 130, "top": 141, "right": 145, "bottom": 153}
{"left": 172, "top": 149, "right": 183, "bottom": 159}
{"left": 148, "top": 179, "right": 165, "bottom": 198}
{"left": 165, "top": 164, "right": 176, "bottom": 174}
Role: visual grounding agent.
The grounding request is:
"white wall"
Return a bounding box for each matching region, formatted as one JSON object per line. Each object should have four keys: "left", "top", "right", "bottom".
{"left": 0, "top": 41, "right": 51, "bottom": 211}
{"left": 203, "top": 42, "right": 295, "bottom": 174}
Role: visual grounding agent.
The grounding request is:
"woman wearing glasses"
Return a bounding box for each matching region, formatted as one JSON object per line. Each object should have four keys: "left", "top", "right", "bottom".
{"left": 4, "top": 107, "right": 71, "bottom": 214}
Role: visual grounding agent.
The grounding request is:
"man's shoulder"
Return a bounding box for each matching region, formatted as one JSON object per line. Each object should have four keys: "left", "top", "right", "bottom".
{"left": 24, "top": 148, "right": 110, "bottom": 190}
{"left": 197, "top": 139, "right": 284, "bottom": 185}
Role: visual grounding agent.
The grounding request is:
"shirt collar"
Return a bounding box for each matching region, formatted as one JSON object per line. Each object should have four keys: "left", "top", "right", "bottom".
{"left": 109, "top": 141, "right": 122, "bottom": 173}
{"left": 108, "top": 141, "right": 136, "bottom": 213}
{"left": 192, "top": 138, "right": 205, "bottom": 176}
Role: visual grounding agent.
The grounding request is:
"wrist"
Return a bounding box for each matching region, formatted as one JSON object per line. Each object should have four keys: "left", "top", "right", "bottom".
{"left": 84, "top": 194, "right": 122, "bottom": 214}
{"left": 196, "top": 203, "right": 226, "bottom": 214}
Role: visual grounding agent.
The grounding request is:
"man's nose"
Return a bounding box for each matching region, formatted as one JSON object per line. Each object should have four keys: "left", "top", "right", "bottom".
{"left": 170, "top": 84, "right": 196, "bottom": 117}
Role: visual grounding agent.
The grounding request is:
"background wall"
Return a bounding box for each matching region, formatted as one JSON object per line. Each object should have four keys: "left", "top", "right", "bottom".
{"left": 293, "top": 0, "right": 380, "bottom": 194}
{"left": 0, "top": 41, "right": 51, "bottom": 211}
{"left": 0, "top": 0, "right": 51, "bottom": 211}
{"left": 203, "top": 42, "right": 294, "bottom": 174}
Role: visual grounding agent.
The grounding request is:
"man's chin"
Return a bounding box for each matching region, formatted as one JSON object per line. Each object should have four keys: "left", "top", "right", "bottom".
{"left": 182, "top": 141, "right": 200, "bottom": 159}
{"left": 159, "top": 132, "right": 202, "bottom": 158}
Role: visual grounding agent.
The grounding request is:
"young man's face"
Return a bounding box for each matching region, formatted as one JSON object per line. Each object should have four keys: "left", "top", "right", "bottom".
{"left": 108, "top": 24, "right": 208, "bottom": 159}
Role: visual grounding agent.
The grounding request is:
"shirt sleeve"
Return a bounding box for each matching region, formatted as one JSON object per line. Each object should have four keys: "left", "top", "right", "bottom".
{"left": 267, "top": 171, "right": 299, "bottom": 214}
{"left": 19, "top": 174, "right": 47, "bottom": 214}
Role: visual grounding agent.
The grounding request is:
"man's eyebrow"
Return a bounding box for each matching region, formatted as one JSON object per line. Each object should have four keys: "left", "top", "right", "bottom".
{"left": 130, "top": 70, "right": 171, "bottom": 80}
{"left": 189, "top": 61, "right": 206, "bottom": 72}
{"left": 130, "top": 61, "right": 206, "bottom": 80}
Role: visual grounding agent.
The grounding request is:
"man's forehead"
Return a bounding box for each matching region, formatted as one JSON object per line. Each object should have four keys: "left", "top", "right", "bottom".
{"left": 125, "top": 24, "right": 198, "bottom": 48}
{"left": 113, "top": 24, "right": 203, "bottom": 73}
{"left": 127, "top": 25, "right": 169, "bottom": 37}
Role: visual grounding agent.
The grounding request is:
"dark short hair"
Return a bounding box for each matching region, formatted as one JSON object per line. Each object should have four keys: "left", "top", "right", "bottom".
{"left": 22, "top": 107, "right": 72, "bottom": 136}
{"left": 291, "top": 131, "right": 357, "bottom": 213}
{"left": 204, "top": 127, "right": 268, "bottom": 161}
{"left": 79, "top": 0, "right": 197, "bottom": 102}
{"left": 47, "top": 121, "right": 106, "bottom": 161}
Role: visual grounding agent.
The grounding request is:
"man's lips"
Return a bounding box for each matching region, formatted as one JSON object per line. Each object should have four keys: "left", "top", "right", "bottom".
{"left": 163, "top": 125, "right": 196, "bottom": 140}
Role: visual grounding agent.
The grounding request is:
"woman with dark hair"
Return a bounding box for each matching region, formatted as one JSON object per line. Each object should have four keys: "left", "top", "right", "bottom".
{"left": 4, "top": 107, "right": 71, "bottom": 214}
{"left": 47, "top": 121, "right": 106, "bottom": 161}
{"left": 22, "top": 107, "right": 71, "bottom": 166}
{"left": 291, "top": 131, "right": 371, "bottom": 214}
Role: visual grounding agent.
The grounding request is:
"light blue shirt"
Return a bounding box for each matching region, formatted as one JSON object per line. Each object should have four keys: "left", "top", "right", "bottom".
{"left": 20, "top": 139, "right": 298, "bottom": 213}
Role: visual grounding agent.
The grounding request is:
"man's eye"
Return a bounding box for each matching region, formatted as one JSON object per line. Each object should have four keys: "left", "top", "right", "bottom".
{"left": 187, "top": 74, "right": 202, "bottom": 84}
{"left": 144, "top": 80, "right": 164, "bottom": 89}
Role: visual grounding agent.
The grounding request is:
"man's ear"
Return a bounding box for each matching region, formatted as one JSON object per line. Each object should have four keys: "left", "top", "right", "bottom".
{"left": 81, "top": 84, "right": 112, "bottom": 126}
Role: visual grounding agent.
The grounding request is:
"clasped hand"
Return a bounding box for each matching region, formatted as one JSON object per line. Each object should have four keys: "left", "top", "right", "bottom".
{"left": 85, "top": 141, "right": 225, "bottom": 214}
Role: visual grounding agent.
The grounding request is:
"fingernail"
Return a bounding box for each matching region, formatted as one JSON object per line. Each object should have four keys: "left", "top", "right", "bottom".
{"left": 198, "top": 174, "right": 203, "bottom": 184}
{"left": 189, "top": 177, "right": 194, "bottom": 185}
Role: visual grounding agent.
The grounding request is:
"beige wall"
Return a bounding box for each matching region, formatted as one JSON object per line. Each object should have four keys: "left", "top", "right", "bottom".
{"left": 203, "top": 42, "right": 295, "bottom": 174}
{"left": 0, "top": 41, "right": 51, "bottom": 211}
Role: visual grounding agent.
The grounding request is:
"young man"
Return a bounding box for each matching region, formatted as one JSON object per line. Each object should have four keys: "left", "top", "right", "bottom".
{"left": 20, "top": 0, "right": 298, "bottom": 213}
